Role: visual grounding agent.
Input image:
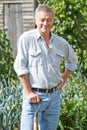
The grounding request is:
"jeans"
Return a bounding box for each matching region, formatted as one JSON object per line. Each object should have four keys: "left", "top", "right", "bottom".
{"left": 20, "top": 89, "right": 61, "bottom": 130}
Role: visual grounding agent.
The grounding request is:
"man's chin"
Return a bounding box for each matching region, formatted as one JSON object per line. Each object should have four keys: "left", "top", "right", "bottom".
{"left": 41, "top": 29, "right": 47, "bottom": 33}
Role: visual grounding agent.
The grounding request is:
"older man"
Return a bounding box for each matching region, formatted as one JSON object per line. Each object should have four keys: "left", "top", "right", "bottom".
{"left": 14, "top": 5, "right": 77, "bottom": 130}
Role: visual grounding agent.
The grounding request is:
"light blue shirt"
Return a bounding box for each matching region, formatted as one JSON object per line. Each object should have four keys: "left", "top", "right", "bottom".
{"left": 14, "top": 29, "right": 78, "bottom": 89}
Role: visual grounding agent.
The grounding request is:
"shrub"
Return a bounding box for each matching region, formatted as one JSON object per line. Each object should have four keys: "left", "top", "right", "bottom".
{"left": 0, "top": 29, "right": 19, "bottom": 86}
{"left": 0, "top": 29, "right": 20, "bottom": 129}
{"left": 58, "top": 72, "right": 87, "bottom": 130}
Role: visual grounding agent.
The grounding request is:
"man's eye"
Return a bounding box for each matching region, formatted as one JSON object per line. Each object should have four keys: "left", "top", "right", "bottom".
{"left": 47, "top": 19, "right": 52, "bottom": 22}
{"left": 41, "top": 19, "right": 45, "bottom": 22}
{"left": 40, "top": 19, "right": 52, "bottom": 22}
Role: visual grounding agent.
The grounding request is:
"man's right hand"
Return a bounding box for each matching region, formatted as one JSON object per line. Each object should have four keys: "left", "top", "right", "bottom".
{"left": 28, "top": 91, "right": 40, "bottom": 103}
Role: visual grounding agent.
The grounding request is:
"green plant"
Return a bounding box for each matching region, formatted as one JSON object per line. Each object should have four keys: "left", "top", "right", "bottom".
{"left": 0, "top": 82, "right": 22, "bottom": 130}
{"left": 58, "top": 72, "right": 87, "bottom": 130}
{"left": 0, "top": 29, "right": 19, "bottom": 86}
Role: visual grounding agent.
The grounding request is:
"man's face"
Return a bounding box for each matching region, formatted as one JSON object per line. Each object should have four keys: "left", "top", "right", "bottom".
{"left": 35, "top": 11, "right": 54, "bottom": 35}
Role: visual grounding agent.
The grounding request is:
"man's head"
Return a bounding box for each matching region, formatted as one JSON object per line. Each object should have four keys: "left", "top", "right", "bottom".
{"left": 35, "top": 5, "right": 54, "bottom": 19}
{"left": 35, "top": 5, "right": 55, "bottom": 36}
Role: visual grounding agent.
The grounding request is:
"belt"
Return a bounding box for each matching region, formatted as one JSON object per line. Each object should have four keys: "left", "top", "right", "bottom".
{"left": 32, "top": 86, "right": 58, "bottom": 93}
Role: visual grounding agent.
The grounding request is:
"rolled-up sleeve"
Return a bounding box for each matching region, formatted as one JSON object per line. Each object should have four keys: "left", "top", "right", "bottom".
{"left": 14, "top": 34, "right": 29, "bottom": 76}
{"left": 65, "top": 42, "right": 78, "bottom": 71}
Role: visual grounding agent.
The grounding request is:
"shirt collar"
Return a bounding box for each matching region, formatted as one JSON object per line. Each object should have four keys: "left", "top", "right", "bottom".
{"left": 35, "top": 29, "right": 54, "bottom": 42}
{"left": 35, "top": 29, "right": 42, "bottom": 39}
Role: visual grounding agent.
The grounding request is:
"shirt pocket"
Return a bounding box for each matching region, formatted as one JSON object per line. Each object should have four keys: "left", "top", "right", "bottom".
{"left": 55, "top": 52, "right": 63, "bottom": 65}
{"left": 29, "top": 49, "right": 43, "bottom": 67}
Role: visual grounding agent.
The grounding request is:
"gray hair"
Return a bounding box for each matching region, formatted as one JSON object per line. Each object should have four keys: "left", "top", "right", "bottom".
{"left": 35, "top": 5, "right": 55, "bottom": 18}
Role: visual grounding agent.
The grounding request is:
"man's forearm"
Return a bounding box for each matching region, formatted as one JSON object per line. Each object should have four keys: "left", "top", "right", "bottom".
{"left": 19, "top": 74, "right": 40, "bottom": 103}
{"left": 19, "top": 74, "right": 32, "bottom": 96}
{"left": 62, "top": 69, "right": 72, "bottom": 84}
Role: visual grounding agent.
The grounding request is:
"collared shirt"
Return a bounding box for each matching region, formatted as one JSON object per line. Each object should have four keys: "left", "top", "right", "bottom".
{"left": 14, "top": 29, "right": 78, "bottom": 89}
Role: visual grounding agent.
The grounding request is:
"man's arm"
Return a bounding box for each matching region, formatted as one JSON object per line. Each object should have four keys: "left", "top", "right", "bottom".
{"left": 58, "top": 69, "right": 72, "bottom": 90}
{"left": 19, "top": 74, "right": 40, "bottom": 103}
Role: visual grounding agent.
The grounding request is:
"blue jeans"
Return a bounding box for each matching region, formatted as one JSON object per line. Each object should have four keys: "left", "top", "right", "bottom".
{"left": 20, "top": 89, "right": 61, "bottom": 130}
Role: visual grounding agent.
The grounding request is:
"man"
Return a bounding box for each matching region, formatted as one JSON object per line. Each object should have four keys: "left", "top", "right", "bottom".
{"left": 14, "top": 5, "right": 77, "bottom": 130}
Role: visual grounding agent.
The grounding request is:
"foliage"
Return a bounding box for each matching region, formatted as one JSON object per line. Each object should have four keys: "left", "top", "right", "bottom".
{"left": 0, "top": 29, "right": 20, "bottom": 128}
{"left": 0, "top": 29, "right": 19, "bottom": 85}
{"left": 0, "top": 82, "right": 22, "bottom": 130}
{"left": 58, "top": 72, "right": 87, "bottom": 130}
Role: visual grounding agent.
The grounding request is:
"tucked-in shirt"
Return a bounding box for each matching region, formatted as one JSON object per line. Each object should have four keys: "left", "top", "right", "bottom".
{"left": 14, "top": 29, "right": 78, "bottom": 89}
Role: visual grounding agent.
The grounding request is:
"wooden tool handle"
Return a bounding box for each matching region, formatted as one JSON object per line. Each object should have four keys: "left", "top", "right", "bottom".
{"left": 34, "top": 114, "right": 38, "bottom": 130}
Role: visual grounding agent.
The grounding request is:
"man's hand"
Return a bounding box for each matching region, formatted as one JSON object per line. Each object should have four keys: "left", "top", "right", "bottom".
{"left": 28, "top": 91, "right": 40, "bottom": 103}
{"left": 19, "top": 74, "right": 40, "bottom": 103}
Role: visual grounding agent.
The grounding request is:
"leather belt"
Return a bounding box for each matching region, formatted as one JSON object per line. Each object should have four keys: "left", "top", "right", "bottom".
{"left": 32, "top": 86, "right": 58, "bottom": 93}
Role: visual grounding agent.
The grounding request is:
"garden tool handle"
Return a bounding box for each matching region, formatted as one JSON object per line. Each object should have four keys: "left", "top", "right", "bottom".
{"left": 32, "top": 98, "right": 41, "bottom": 130}
{"left": 34, "top": 113, "right": 38, "bottom": 130}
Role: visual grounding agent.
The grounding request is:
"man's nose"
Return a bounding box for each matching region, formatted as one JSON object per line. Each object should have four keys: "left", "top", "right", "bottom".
{"left": 43, "top": 20, "right": 48, "bottom": 25}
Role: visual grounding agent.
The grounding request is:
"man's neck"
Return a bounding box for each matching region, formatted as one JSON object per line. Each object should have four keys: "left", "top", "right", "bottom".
{"left": 41, "top": 32, "right": 51, "bottom": 46}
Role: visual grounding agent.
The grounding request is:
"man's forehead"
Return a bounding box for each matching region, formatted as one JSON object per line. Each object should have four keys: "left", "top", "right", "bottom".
{"left": 36, "top": 11, "right": 53, "bottom": 17}
{"left": 37, "top": 10, "right": 52, "bottom": 14}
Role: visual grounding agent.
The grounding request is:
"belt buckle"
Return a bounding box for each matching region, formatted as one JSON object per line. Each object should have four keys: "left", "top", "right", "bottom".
{"left": 46, "top": 89, "right": 48, "bottom": 93}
